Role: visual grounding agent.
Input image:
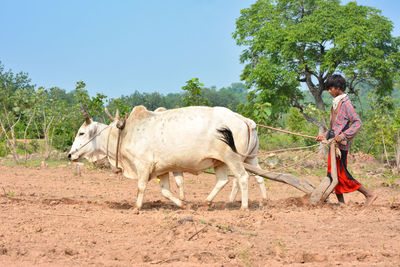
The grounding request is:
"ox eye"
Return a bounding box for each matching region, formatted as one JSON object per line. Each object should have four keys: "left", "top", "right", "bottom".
{"left": 79, "top": 132, "right": 85, "bottom": 136}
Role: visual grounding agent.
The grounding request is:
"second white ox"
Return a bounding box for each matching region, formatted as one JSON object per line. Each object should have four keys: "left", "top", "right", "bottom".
{"left": 69, "top": 105, "right": 256, "bottom": 210}
{"left": 153, "top": 107, "right": 267, "bottom": 203}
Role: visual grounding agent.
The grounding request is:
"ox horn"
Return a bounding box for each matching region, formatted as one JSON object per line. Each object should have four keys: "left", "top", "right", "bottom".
{"left": 115, "top": 109, "right": 120, "bottom": 120}
{"left": 80, "top": 103, "right": 91, "bottom": 125}
{"left": 104, "top": 107, "right": 114, "bottom": 122}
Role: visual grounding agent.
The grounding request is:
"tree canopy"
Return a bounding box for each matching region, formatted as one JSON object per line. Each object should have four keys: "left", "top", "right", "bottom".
{"left": 234, "top": 0, "right": 400, "bottom": 131}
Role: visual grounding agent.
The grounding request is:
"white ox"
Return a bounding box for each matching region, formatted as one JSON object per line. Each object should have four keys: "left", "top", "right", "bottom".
{"left": 153, "top": 107, "right": 267, "bottom": 203}
{"left": 69, "top": 105, "right": 254, "bottom": 210}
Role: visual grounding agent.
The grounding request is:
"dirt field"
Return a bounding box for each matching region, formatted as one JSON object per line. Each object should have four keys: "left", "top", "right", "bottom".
{"left": 1, "top": 160, "right": 400, "bottom": 266}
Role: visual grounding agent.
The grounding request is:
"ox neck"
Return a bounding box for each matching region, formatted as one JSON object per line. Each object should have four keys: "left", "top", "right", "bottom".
{"left": 92, "top": 123, "right": 115, "bottom": 159}
{"left": 99, "top": 124, "right": 120, "bottom": 167}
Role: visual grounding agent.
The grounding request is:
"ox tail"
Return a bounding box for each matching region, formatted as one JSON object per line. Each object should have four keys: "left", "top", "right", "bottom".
{"left": 217, "top": 127, "right": 238, "bottom": 153}
{"left": 217, "top": 126, "right": 258, "bottom": 158}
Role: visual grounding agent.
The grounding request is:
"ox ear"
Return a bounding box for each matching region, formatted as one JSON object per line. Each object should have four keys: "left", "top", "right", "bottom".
{"left": 80, "top": 104, "right": 91, "bottom": 125}
{"left": 104, "top": 107, "right": 114, "bottom": 122}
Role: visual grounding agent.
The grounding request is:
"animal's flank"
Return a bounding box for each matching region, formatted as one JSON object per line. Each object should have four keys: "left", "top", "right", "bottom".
{"left": 217, "top": 127, "right": 237, "bottom": 153}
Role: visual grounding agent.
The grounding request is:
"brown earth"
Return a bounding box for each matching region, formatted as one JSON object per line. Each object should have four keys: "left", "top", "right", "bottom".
{"left": 1, "top": 161, "right": 400, "bottom": 266}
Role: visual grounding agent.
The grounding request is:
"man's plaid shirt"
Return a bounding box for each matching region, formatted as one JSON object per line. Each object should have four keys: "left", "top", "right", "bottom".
{"left": 330, "top": 95, "right": 362, "bottom": 151}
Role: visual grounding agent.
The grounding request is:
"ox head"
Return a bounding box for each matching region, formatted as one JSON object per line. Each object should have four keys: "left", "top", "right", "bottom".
{"left": 68, "top": 104, "right": 102, "bottom": 161}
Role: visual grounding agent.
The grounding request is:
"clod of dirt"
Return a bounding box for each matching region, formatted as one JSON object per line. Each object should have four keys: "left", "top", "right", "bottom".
{"left": 142, "top": 254, "right": 152, "bottom": 262}
{"left": 390, "top": 203, "right": 400, "bottom": 210}
{"left": 279, "top": 196, "right": 309, "bottom": 207}
{"left": 17, "top": 248, "right": 28, "bottom": 256}
{"left": 106, "top": 201, "right": 133, "bottom": 210}
{"left": 295, "top": 252, "right": 327, "bottom": 263}
{"left": 64, "top": 248, "right": 78, "bottom": 256}
{"left": 0, "top": 247, "right": 7, "bottom": 255}
{"left": 42, "top": 198, "right": 79, "bottom": 206}
{"left": 178, "top": 217, "right": 193, "bottom": 224}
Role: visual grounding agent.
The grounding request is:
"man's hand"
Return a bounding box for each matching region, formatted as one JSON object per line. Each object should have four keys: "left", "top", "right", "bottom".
{"left": 315, "top": 134, "right": 326, "bottom": 141}
{"left": 334, "top": 135, "right": 343, "bottom": 143}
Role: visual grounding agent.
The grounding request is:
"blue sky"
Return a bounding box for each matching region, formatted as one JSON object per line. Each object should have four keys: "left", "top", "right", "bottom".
{"left": 1, "top": 0, "right": 399, "bottom": 98}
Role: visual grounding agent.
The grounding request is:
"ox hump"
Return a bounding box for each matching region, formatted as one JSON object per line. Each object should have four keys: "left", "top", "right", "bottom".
{"left": 130, "top": 105, "right": 152, "bottom": 119}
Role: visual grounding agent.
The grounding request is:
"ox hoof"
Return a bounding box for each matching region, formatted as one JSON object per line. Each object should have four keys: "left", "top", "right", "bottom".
{"left": 240, "top": 206, "right": 249, "bottom": 211}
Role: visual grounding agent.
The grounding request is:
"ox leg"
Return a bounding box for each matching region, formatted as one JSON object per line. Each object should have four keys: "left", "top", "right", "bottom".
{"left": 205, "top": 165, "right": 229, "bottom": 204}
{"left": 136, "top": 173, "right": 149, "bottom": 210}
{"left": 246, "top": 157, "right": 268, "bottom": 202}
{"left": 173, "top": 172, "right": 185, "bottom": 201}
{"left": 230, "top": 159, "right": 267, "bottom": 203}
{"left": 229, "top": 177, "right": 239, "bottom": 203}
{"left": 158, "top": 173, "right": 183, "bottom": 207}
{"left": 226, "top": 162, "right": 249, "bottom": 210}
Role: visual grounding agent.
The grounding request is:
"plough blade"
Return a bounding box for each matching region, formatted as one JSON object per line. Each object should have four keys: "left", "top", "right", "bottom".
{"left": 308, "top": 142, "right": 339, "bottom": 203}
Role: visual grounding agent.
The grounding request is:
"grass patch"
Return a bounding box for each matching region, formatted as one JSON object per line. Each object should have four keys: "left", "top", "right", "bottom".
{"left": 239, "top": 247, "right": 253, "bottom": 267}
{"left": 1, "top": 157, "right": 69, "bottom": 168}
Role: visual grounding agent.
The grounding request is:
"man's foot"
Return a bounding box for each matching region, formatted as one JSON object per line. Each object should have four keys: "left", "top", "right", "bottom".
{"left": 365, "top": 193, "right": 378, "bottom": 206}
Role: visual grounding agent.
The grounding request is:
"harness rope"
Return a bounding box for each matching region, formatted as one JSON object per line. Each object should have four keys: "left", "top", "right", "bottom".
{"left": 254, "top": 123, "right": 341, "bottom": 171}
{"left": 258, "top": 144, "right": 320, "bottom": 155}
{"left": 256, "top": 124, "right": 316, "bottom": 140}
{"left": 272, "top": 139, "right": 338, "bottom": 172}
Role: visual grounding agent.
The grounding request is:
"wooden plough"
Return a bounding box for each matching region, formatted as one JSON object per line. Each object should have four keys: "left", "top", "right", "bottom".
{"left": 244, "top": 140, "right": 339, "bottom": 203}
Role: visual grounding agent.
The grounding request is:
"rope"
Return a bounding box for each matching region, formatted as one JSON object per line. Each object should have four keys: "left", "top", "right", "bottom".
{"left": 272, "top": 150, "right": 319, "bottom": 172}
{"left": 258, "top": 143, "right": 320, "bottom": 155}
{"left": 256, "top": 124, "right": 316, "bottom": 140}
{"left": 261, "top": 139, "right": 338, "bottom": 172}
{"left": 70, "top": 125, "right": 110, "bottom": 155}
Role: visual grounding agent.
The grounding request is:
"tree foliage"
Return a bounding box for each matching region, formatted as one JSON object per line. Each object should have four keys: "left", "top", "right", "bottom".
{"left": 181, "top": 78, "right": 209, "bottom": 106}
{"left": 234, "top": 0, "right": 400, "bottom": 131}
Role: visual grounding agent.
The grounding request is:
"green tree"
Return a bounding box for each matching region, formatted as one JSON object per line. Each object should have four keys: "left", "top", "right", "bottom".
{"left": 287, "top": 107, "right": 318, "bottom": 145}
{"left": 364, "top": 93, "right": 400, "bottom": 172}
{"left": 35, "top": 87, "right": 70, "bottom": 158}
{"left": 181, "top": 78, "right": 209, "bottom": 106}
{"left": 234, "top": 0, "right": 400, "bottom": 133}
{"left": 107, "top": 97, "right": 131, "bottom": 120}
{"left": 0, "top": 62, "right": 36, "bottom": 162}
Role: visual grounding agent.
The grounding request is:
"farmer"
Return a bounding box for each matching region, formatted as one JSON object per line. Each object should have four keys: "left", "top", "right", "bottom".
{"left": 316, "top": 74, "right": 377, "bottom": 206}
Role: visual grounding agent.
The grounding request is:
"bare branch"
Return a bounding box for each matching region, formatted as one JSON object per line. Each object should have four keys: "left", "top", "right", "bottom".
{"left": 24, "top": 108, "right": 36, "bottom": 161}
{"left": 11, "top": 114, "right": 21, "bottom": 129}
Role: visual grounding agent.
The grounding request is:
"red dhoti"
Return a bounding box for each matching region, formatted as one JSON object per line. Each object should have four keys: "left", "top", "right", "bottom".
{"left": 327, "top": 149, "right": 361, "bottom": 194}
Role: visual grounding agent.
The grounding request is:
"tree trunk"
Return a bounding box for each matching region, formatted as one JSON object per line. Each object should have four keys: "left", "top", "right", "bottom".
{"left": 24, "top": 108, "right": 36, "bottom": 162}
{"left": 303, "top": 72, "right": 328, "bottom": 154}
{"left": 42, "top": 108, "right": 55, "bottom": 159}
{"left": 381, "top": 128, "right": 390, "bottom": 167}
{"left": 0, "top": 118, "right": 19, "bottom": 164}
{"left": 396, "top": 131, "right": 400, "bottom": 174}
{"left": 44, "top": 131, "right": 50, "bottom": 159}
{"left": 49, "top": 126, "right": 56, "bottom": 158}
